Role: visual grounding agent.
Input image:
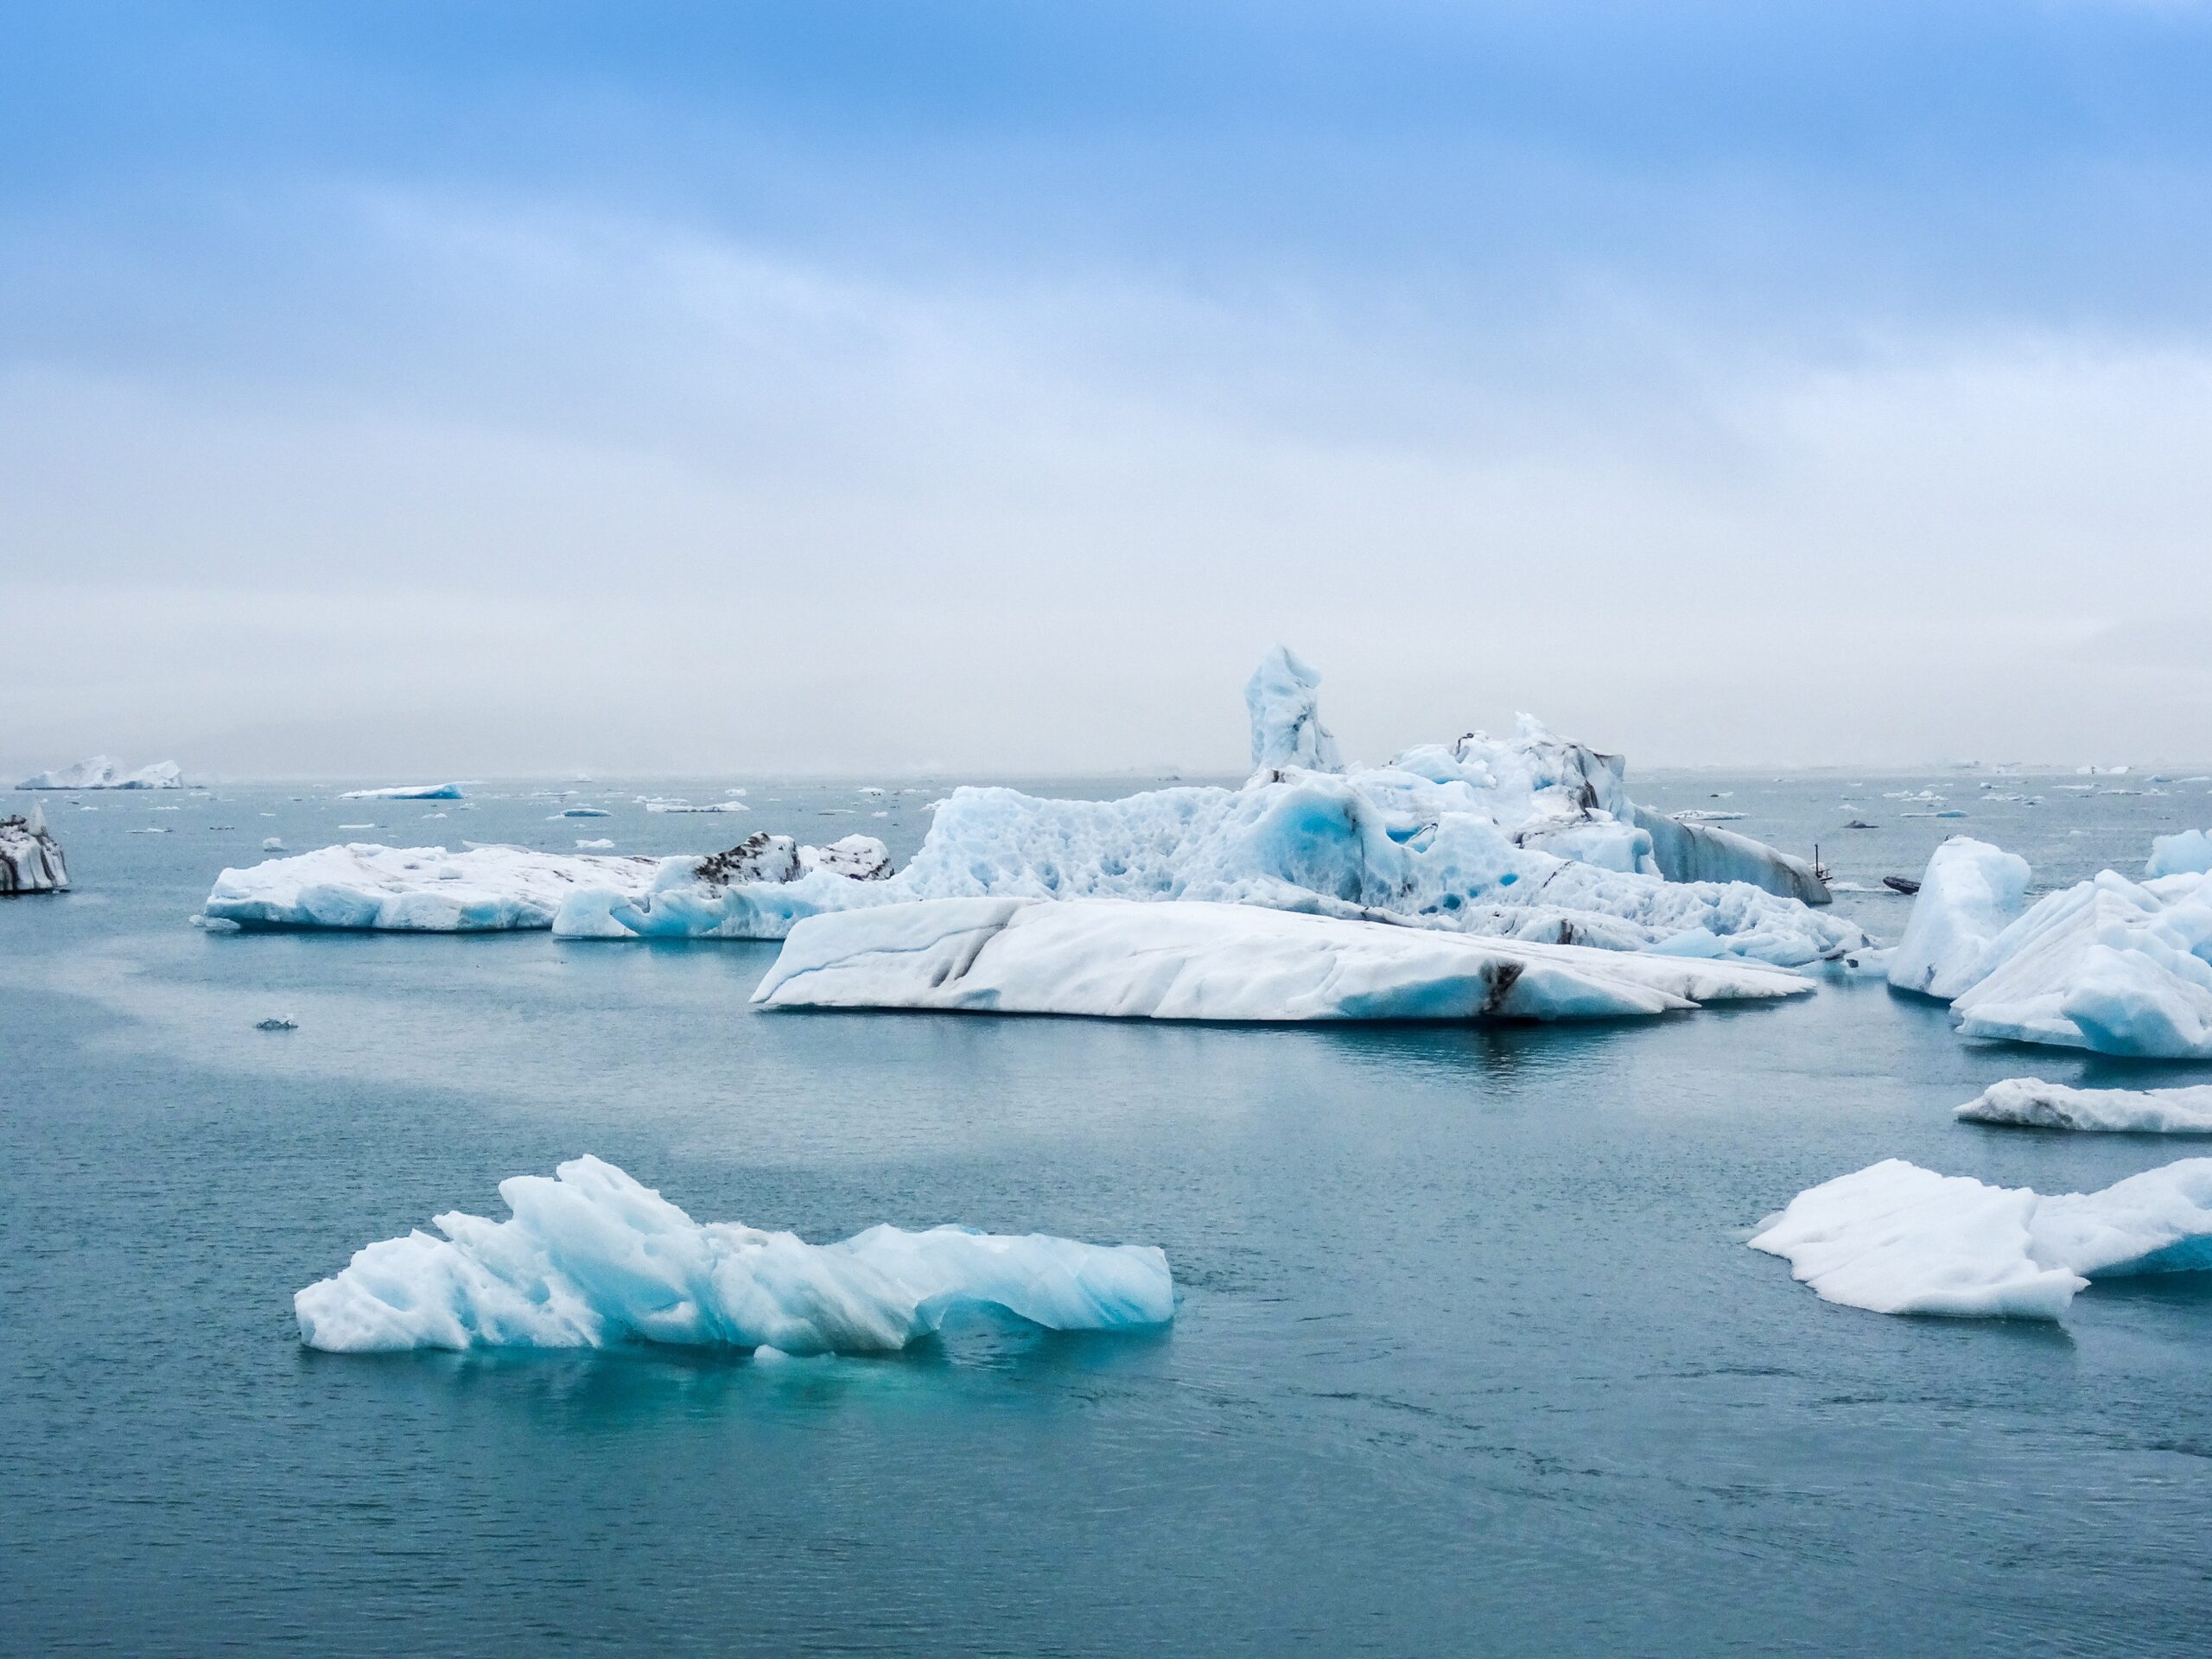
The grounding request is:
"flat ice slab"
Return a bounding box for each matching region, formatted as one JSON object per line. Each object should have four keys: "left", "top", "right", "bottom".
{"left": 338, "top": 782, "right": 465, "bottom": 800}
{"left": 203, "top": 842, "right": 659, "bottom": 931}
{"left": 1750, "top": 1156, "right": 2212, "bottom": 1319}
{"left": 751, "top": 897, "right": 1810, "bottom": 1022}
{"left": 295, "top": 1154, "right": 1175, "bottom": 1353}
{"left": 1957, "top": 1078, "right": 2212, "bottom": 1134}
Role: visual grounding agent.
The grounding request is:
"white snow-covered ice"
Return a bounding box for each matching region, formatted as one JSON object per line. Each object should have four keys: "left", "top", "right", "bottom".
{"left": 338, "top": 783, "right": 465, "bottom": 800}
{"left": 202, "top": 842, "right": 661, "bottom": 931}
{"left": 16, "top": 756, "right": 182, "bottom": 790}
{"left": 1957, "top": 1077, "right": 2212, "bottom": 1134}
{"left": 751, "top": 897, "right": 1812, "bottom": 1022}
{"left": 2147, "top": 829, "right": 2212, "bottom": 879}
{"left": 1750, "top": 1156, "right": 2212, "bottom": 1319}
{"left": 1246, "top": 645, "right": 1344, "bottom": 772}
{"left": 295, "top": 1154, "right": 1175, "bottom": 1353}
{"left": 0, "top": 806, "right": 68, "bottom": 893}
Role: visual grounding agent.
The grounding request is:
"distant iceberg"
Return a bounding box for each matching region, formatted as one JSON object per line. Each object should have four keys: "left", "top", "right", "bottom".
{"left": 751, "top": 896, "right": 1811, "bottom": 1022}
{"left": 17, "top": 756, "right": 182, "bottom": 790}
{"left": 338, "top": 782, "right": 465, "bottom": 800}
{"left": 1958, "top": 1077, "right": 2212, "bottom": 1134}
{"left": 295, "top": 1154, "right": 1175, "bottom": 1353}
{"left": 1887, "top": 834, "right": 2212, "bottom": 1058}
{"left": 0, "top": 806, "right": 68, "bottom": 894}
{"left": 1750, "top": 1156, "right": 2212, "bottom": 1319}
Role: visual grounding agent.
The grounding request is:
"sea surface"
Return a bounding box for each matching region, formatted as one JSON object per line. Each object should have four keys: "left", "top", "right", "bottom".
{"left": 6, "top": 770, "right": 2210, "bottom": 1656}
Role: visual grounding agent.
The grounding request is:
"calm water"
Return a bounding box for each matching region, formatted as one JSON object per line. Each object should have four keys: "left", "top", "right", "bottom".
{"left": 5, "top": 772, "right": 2210, "bottom": 1656}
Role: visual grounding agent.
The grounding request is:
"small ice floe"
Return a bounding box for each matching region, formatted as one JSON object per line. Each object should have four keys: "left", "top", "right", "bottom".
{"left": 858, "top": 786, "right": 887, "bottom": 798}
{"left": 1675, "top": 810, "right": 1747, "bottom": 823}
{"left": 555, "top": 807, "right": 611, "bottom": 818}
{"left": 337, "top": 823, "right": 376, "bottom": 830}
{"left": 340, "top": 783, "right": 465, "bottom": 800}
{"left": 575, "top": 838, "right": 615, "bottom": 850}
{"left": 293, "top": 1155, "right": 1175, "bottom": 1353}
{"left": 1750, "top": 1156, "right": 2212, "bottom": 1319}
{"left": 1842, "top": 819, "right": 1878, "bottom": 830}
{"left": 262, "top": 837, "right": 284, "bottom": 851}
{"left": 256, "top": 1016, "right": 298, "bottom": 1032}
{"left": 131, "top": 826, "right": 170, "bottom": 835}
{"left": 1957, "top": 1078, "right": 2212, "bottom": 1135}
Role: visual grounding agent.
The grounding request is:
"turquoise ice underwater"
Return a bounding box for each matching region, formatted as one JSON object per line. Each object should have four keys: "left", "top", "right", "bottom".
{"left": 7, "top": 761, "right": 2212, "bottom": 1655}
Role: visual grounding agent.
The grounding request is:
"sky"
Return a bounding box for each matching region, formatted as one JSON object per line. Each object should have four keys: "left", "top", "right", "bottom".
{"left": 4, "top": 0, "right": 2211, "bottom": 778}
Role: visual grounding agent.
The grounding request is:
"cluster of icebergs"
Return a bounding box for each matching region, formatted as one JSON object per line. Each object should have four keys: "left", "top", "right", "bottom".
{"left": 16, "top": 755, "right": 182, "bottom": 790}
{"left": 1888, "top": 833, "right": 2212, "bottom": 1058}
{"left": 201, "top": 650, "right": 1862, "bottom": 1034}
{"left": 1, "top": 806, "right": 68, "bottom": 895}
{"left": 296, "top": 1155, "right": 1175, "bottom": 1354}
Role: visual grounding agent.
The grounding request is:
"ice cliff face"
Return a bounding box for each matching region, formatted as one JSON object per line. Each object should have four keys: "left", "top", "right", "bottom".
{"left": 17, "top": 756, "right": 182, "bottom": 789}
{"left": 0, "top": 806, "right": 68, "bottom": 894}
{"left": 295, "top": 1155, "right": 1174, "bottom": 1354}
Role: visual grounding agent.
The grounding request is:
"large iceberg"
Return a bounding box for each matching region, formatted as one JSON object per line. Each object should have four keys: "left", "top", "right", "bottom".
{"left": 338, "top": 782, "right": 466, "bottom": 800}
{"left": 16, "top": 755, "right": 181, "bottom": 790}
{"left": 295, "top": 1154, "right": 1175, "bottom": 1354}
{"left": 1958, "top": 1077, "right": 2212, "bottom": 1134}
{"left": 0, "top": 806, "right": 68, "bottom": 894}
{"left": 1750, "top": 1156, "right": 2212, "bottom": 1319}
{"left": 750, "top": 896, "right": 1812, "bottom": 1022}
{"left": 1888, "top": 836, "right": 2212, "bottom": 1059}
{"left": 1886, "top": 837, "right": 2031, "bottom": 998}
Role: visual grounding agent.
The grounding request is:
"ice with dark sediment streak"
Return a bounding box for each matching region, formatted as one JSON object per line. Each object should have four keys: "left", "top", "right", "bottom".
{"left": 750, "top": 896, "right": 1812, "bottom": 1022}
{"left": 295, "top": 1155, "right": 1175, "bottom": 1354}
{"left": 1750, "top": 1156, "right": 2212, "bottom": 1319}
{"left": 0, "top": 805, "right": 69, "bottom": 894}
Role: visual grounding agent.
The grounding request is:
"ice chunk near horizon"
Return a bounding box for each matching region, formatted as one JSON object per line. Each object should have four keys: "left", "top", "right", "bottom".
{"left": 1, "top": 806, "right": 69, "bottom": 894}
{"left": 1958, "top": 1078, "right": 2212, "bottom": 1134}
{"left": 1245, "top": 645, "right": 1344, "bottom": 772}
{"left": 1886, "top": 837, "right": 2031, "bottom": 998}
{"left": 17, "top": 755, "right": 182, "bottom": 790}
{"left": 751, "top": 897, "right": 1811, "bottom": 1022}
{"left": 1749, "top": 1156, "right": 2212, "bottom": 1319}
{"left": 295, "top": 1154, "right": 1174, "bottom": 1353}
{"left": 2147, "top": 829, "right": 2212, "bottom": 879}
{"left": 338, "top": 782, "right": 465, "bottom": 800}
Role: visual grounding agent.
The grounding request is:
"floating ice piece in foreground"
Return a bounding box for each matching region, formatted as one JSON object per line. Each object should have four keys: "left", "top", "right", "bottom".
{"left": 338, "top": 782, "right": 465, "bottom": 800}
{"left": 1246, "top": 645, "right": 1344, "bottom": 772}
{"left": 1957, "top": 1077, "right": 2212, "bottom": 1134}
{"left": 16, "top": 755, "right": 182, "bottom": 790}
{"left": 1887, "top": 837, "right": 2031, "bottom": 998}
{"left": 751, "top": 897, "right": 1810, "bottom": 1022}
{"left": 1750, "top": 1156, "right": 2212, "bottom": 1319}
{"left": 295, "top": 1154, "right": 1174, "bottom": 1353}
{"left": 0, "top": 806, "right": 68, "bottom": 893}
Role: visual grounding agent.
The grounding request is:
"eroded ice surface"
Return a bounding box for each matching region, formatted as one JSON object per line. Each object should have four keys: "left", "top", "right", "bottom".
{"left": 16, "top": 756, "right": 181, "bottom": 790}
{"left": 1887, "top": 837, "right": 2031, "bottom": 999}
{"left": 1246, "top": 644, "right": 1344, "bottom": 772}
{"left": 295, "top": 1154, "right": 1175, "bottom": 1353}
{"left": 1750, "top": 1156, "right": 2212, "bottom": 1319}
{"left": 750, "top": 897, "right": 1811, "bottom": 1022}
{"left": 1958, "top": 1078, "right": 2212, "bottom": 1134}
{"left": 338, "top": 782, "right": 465, "bottom": 800}
{"left": 203, "top": 842, "right": 660, "bottom": 931}
{"left": 1889, "top": 834, "right": 2212, "bottom": 1058}
{"left": 2147, "top": 829, "right": 2212, "bottom": 880}
{"left": 0, "top": 806, "right": 68, "bottom": 894}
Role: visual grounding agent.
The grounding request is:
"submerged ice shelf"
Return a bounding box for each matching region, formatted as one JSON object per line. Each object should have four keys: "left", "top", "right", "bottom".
{"left": 750, "top": 897, "right": 1812, "bottom": 1022}
{"left": 1750, "top": 1157, "right": 2212, "bottom": 1319}
{"left": 1889, "top": 834, "right": 2212, "bottom": 1058}
{"left": 295, "top": 1155, "right": 1175, "bottom": 1354}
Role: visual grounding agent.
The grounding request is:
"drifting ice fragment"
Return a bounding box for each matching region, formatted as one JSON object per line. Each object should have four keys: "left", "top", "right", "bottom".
{"left": 295, "top": 1155, "right": 1174, "bottom": 1353}
{"left": 1887, "top": 837, "right": 2031, "bottom": 999}
{"left": 1750, "top": 1156, "right": 2212, "bottom": 1319}
{"left": 751, "top": 897, "right": 1810, "bottom": 1022}
{"left": 2147, "top": 830, "right": 2212, "bottom": 879}
{"left": 1958, "top": 1077, "right": 2212, "bottom": 1134}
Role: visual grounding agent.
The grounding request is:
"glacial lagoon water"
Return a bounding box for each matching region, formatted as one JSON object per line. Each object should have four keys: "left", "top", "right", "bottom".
{"left": 5, "top": 772, "right": 2210, "bottom": 1656}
